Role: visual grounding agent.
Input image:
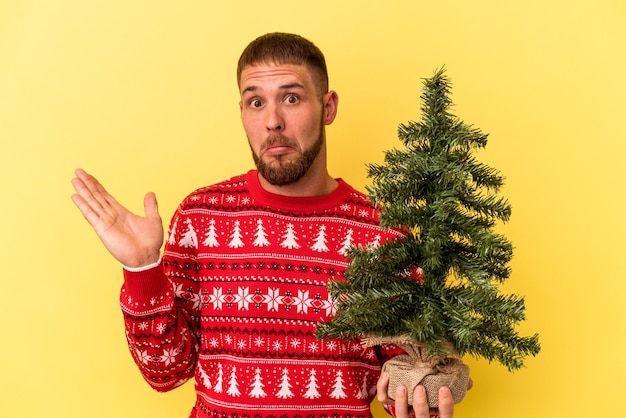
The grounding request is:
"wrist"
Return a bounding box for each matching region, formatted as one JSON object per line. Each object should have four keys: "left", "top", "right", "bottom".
{"left": 123, "top": 253, "right": 162, "bottom": 272}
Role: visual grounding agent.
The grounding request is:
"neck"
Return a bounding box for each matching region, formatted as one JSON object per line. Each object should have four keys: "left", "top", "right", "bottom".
{"left": 258, "top": 169, "right": 338, "bottom": 198}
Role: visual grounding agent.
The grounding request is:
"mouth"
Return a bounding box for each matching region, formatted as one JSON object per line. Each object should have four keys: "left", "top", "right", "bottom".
{"left": 262, "top": 137, "right": 296, "bottom": 157}
{"left": 264, "top": 145, "right": 293, "bottom": 156}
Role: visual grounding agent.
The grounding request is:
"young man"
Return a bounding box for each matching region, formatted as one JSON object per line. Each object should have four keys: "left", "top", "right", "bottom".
{"left": 71, "top": 32, "right": 461, "bottom": 418}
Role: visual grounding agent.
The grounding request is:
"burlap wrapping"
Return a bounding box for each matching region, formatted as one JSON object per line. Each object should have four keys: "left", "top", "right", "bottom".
{"left": 363, "top": 335, "right": 470, "bottom": 408}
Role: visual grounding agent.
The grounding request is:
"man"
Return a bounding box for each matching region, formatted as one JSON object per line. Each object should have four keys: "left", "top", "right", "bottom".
{"left": 71, "top": 32, "right": 461, "bottom": 418}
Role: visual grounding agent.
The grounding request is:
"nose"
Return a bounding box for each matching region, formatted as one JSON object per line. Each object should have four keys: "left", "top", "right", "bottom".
{"left": 265, "top": 103, "right": 283, "bottom": 131}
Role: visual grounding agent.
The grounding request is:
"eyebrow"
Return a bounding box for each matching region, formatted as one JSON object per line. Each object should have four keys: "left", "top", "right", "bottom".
{"left": 241, "top": 82, "right": 306, "bottom": 95}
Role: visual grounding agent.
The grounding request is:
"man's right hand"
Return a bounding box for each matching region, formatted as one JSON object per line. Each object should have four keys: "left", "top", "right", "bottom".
{"left": 71, "top": 168, "right": 164, "bottom": 268}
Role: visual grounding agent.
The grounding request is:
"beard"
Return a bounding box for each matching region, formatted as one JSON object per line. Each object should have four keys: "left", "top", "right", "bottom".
{"left": 251, "top": 129, "right": 324, "bottom": 187}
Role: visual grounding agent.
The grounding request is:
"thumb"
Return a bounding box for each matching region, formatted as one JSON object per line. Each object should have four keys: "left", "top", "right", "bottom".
{"left": 144, "top": 192, "right": 161, "bottom": 221}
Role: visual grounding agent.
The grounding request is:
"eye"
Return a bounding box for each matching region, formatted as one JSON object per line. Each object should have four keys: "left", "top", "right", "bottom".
{"left": 249, "top": 98, "right": 263, "bottom": 108}
{"left": 284, "top": 94, "right": 299, "bottom": 104}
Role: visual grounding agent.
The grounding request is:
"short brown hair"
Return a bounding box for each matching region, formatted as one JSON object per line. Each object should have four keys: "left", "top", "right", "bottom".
{"left": 237, "top": 32, "right": 329, "bottom": 94}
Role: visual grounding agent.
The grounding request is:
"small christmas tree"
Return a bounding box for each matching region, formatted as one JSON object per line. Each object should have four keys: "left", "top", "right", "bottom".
{"left": 316, "top": 68, "right": 540, "bottom": 406}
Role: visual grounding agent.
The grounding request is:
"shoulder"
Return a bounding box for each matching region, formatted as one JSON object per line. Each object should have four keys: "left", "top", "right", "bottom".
{"left": 343, "top": 183, "right": 374, "bottom": 207}
{"left": 179, "top": 171, "right": 252, "bottom": 209}
{"left": 336, "top": 180, "right": 404, "bottom": 239}
{"left": 334, "top": 179, "right": 379, "bottom": 219}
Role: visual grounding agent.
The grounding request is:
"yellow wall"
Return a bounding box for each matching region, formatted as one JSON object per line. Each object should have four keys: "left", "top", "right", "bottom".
{"left": 1, "top": 1, "right": 625, "bottom": 417}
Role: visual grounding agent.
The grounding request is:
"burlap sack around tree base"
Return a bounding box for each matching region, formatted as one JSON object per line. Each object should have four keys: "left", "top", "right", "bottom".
{"left": 363, "top": 336, "right": 470, "bottom": 408}
{"left": 382, "top": 354, "right": 470, "bottom": 408}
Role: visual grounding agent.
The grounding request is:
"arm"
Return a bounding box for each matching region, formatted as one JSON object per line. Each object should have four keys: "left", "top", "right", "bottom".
{"left": 120, "top": 262, "right": 199, "bottom": 391}
{"left": 71, "top": 168, "right": 199, "bottom": 390}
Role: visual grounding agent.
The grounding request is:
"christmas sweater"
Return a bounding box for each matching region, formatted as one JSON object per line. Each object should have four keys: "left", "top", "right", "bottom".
{"left": 120, "top": 170, "right": 404, "bottom": 418}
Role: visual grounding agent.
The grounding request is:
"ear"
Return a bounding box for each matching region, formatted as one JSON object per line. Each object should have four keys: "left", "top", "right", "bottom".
{"left": 323, "top": 90, "right": 339, "bottom": 125}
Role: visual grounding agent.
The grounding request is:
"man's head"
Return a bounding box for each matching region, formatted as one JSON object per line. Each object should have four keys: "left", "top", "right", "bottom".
{"left": 237, "top": 33, "right": 338, "bottom": 191}
{"left": 237, "top": 32, "right": 329, "bottom": 98}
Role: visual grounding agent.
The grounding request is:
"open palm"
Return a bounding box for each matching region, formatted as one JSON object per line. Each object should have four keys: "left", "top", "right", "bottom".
{"left": 71, "top": 169, "right": 164, "bottom": 268}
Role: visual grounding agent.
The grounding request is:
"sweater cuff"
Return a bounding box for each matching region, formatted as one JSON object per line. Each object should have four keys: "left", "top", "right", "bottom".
{"left": 122, "top": 253, "right": 162, "bottom": 272}
{"left": 122, "top": 258, "right": 171, "bottom": 301}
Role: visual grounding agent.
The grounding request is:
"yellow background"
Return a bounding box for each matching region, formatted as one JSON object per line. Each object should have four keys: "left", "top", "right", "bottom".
{"left": 1, "top": 1, "right": 625, "bottom": 417}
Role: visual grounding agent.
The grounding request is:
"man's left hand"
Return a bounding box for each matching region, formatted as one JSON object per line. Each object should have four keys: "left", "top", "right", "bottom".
{"left": 376, "top": 371, "right": 459, "bottom": 418}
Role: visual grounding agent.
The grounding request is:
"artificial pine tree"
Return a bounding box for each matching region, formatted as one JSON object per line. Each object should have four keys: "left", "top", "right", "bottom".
{"left": 316, "top": 68, "right": 540, "bottom": 407}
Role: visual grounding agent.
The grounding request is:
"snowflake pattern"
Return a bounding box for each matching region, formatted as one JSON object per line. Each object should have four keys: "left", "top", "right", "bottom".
{"left": 136, "top": 349, "right": 150, "bottom": 364}
{"left": 254, "top": 336, "right": 265, "bottom": 347}
{"left": 197, "top": 285, "right": 339, "bottom": 318}
{"left": 160, "top": 348, "right": 178, "bottom": 366}
{"left": 155, "top": 323, "right": 167, "bottom": 334}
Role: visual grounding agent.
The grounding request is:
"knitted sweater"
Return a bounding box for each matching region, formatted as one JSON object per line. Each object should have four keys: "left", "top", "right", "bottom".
{"left": 120, "top": 170, "right": 404, "bottom": 418}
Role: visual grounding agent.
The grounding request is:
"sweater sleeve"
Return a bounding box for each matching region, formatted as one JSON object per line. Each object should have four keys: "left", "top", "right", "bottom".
{"left": 120, "top": 262, "right": 200, "bottom": 392}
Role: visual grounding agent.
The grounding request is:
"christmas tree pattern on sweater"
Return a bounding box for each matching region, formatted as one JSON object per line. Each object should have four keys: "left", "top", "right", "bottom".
{"left": 121, "top": 170, "right": 403, "bottom": 418}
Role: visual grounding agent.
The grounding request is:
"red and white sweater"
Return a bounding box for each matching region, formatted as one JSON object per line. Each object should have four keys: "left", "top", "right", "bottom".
{"left": 120, "top": 170, "right": 404, "bottom": 418}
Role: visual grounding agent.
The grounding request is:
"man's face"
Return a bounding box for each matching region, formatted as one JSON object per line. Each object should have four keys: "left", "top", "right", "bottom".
{"left": 239, "top": 63, "right": 335, "bottom": 186}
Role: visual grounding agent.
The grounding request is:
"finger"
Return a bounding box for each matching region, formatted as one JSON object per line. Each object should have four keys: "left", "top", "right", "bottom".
{"left": 411, "top": 385, "right": 430, "bottom": 418}
{"left": 71, "top": 183, "right": 110, "bottom": 226}
{"left": 74, "top": 169, "right": 116, "bottom": 207}
{"left": 71, "top": 192, "right": 99, "bottom": 226}
{"left": 74, "top": 168, "right": 104, "bottom": 194}
{"left": 71, "top": 170, "right": 109, "bottom": 213}
{"left": 393, "top": 385, "right": 410, "bottom": 417}
{"left": 376, "top": 372, "right": 391, "bottom": 404}
{"left": 75, "top": 170, "right": 126, "bottom": 223}
{"left": 436, "top": 386, "right": 454, "bottom": 418}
